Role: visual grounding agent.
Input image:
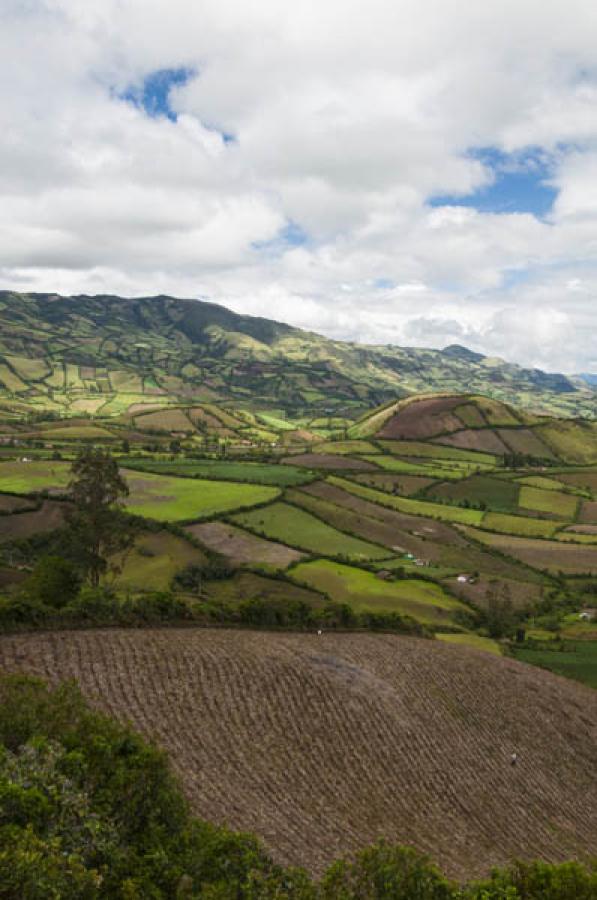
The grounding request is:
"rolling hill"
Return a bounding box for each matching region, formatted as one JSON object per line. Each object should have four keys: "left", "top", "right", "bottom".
{"left": 1, "top": 628, "right": 597, "bottom": 881}
{"left": 0, "top": 290, "right": 595, "bottom": 423}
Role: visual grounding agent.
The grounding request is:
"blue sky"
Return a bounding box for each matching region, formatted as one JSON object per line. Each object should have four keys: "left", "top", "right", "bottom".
{"left": 429, "top": 147, "right": 558, "bottom": 218}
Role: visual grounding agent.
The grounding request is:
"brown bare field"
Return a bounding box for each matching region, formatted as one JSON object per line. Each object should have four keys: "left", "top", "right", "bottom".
{"left": 578, "top": 500, "right": 597, "bottom": 524}
{"left": 565, "top": 524, "right": 597, "bottom": 535}
{"left": 135, "top": 408, "right": 195, "bottom": 432}
{"left": 556, "top": 471, "right": 597, "bottom": 495}
{"left": 187, "top": 521, "right": 305, "bottom": 569}
{"left": 463, "top": 527, "right": 597, "bottom": 574}
{"left": 496, "top": 428, "right": 557, "bottom": 459}
{"left": 447, "top": 575, "right": 543, "bottom": 610}
{"left": 435, "top": 429, "right": 510, "bottom": 455}
{"left": 280, "top": 453, "right": 378, "bottom": 470}
{"left": 1, "top": 628, "right": 597, "bottom": 881}
{"left": 0, "top": 493, "right": 36, "bottom": 513}
{"left": 0, "top": 500, "right": 68, "bottom": 543}
{"left": 378, "top": 396, "right": 464, "bottom": 439}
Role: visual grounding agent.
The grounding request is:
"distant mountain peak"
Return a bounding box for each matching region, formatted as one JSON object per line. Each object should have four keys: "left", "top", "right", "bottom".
{"left": 442, "top": 344, "right": 486, "bottom": 363}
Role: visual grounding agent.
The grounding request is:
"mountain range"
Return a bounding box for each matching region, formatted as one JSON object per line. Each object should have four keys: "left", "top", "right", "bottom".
{"left": 0, "top": 290, "right": 594, "bottom": 421}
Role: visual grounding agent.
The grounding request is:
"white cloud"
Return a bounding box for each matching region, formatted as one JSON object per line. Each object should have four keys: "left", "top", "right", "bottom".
{"left": 2, "top": 0, "right": 597, "bottom": 372}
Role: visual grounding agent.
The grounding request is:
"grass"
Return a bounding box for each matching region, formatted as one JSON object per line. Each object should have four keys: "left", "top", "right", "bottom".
{"left": 329, "top": 476, "right": 485, "bottom": 526}
{"left": 290, "top": 559, "right": 470, "bottom": 626}
{"left": 121, "top": 457, "right": 314, "bottom": 486}
{"left": 231, "top": 501, "right": 391, "bottom": 560}
{"left": 436, "top": 633, "right": 502, "bottom": 655}
{"left": 518, "top": 485, "right": 579, "bottom": 518}
{"left": 40, "top": 425, "right": 117, "bottom": 440}
{"left": 124, "top": 471, "right": 280, "bottom": 522}
{"left": 512, "top": 641, "right": 597, "bottom": 689}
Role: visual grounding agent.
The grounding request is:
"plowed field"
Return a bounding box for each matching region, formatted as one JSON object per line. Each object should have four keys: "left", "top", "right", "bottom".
{"left": 1, "top": 629, "right": 597, "bottom": 881}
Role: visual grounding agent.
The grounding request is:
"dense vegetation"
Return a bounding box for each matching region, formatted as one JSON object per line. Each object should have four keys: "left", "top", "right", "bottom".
{"left": 1, "top": 673, "right": 596, "bottom": 899}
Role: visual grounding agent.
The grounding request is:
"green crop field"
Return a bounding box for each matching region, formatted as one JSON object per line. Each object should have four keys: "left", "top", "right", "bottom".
{"left": 121, "top": 458, "right": 314, "bottom": 486}
{"left": 40, "top": 425, "right": 118, "bottom": 441}
{"left": 436, "top": 633, "right": 502, "bottom": 655}
{"left": 329, "top": 476, "right": 485, "bottom": 526}
{"left": 480, "top": 511, "right": 563, "bottom": 538}
{"left": 312, "top": 440, "right": 380, "bottom": 455}
{"left": 424, "top": 474, "right": 520, "bottom": 511}
{"left": 358, "top": 454, "right": 468, "bottom": 480}
{"left": 231, "top": 501, "right": 391, "bottom": 560}
{"left": 0, "top": 460, "right": 71, "bottom": 493}
{"left": 512, "top": 641, "right": 597, "bottom": 689}
{"left": 291, "top": 559, "right": 469, "bottom": 627}
{"left": 516, "top": 475, "right": 570, "bottom": 491}
{"left": 124, "top": 471, "right": 279, "bottom": 522}
{"left": 376, "top": 440, "right": 497, "bottom": 466}
{"left": 518, "top": 485, "right": 579, "bottom": 518}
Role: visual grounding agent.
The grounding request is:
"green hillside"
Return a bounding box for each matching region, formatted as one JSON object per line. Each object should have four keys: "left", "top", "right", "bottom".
{"left": 0, "top": 291, "right": 594, "bottom": 427}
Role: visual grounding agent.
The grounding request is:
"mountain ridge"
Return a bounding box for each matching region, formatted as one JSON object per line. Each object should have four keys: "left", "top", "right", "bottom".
{"left": 0, "top": 290, "right": 594, "bottom": 420}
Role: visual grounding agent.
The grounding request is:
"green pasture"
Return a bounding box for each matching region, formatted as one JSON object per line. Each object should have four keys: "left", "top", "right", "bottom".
{"left": 121, "top": 457, "right": 313, "bottom": 486}
{"left": 313, "top": 440, "right": 380, "bottom": 455}
{"left": 290, "top": 559, "right": 469, "bottom": 627}
{"left": 518, "top": 485, "right": 579, "bottom": 519}
{"left": 480, "top": 511, "right": 563, "bottom": 538}
{"left": 424, "top": 474, "right": 520, "bottom": 511}
{"left": 115, "top": 531, "right": 208, "bottom": 591}
{"left": 358, "top": 455, "right": 467, "bottom": 480}
{"left": 328, "top": 476, "right": 485, "bottom": 526}
{"left": 124, "top": 471, "right": 279, "bottom": 522}
{"left": 512, "top": 641, "right": 597, "bottom": 689}
{"left": 436, "top": 633, "right": 502, "bottom": 655}
{"left": 0, "top": 460, "right": 71, "bottom": 493}
{"left": 231, "top": 501, "right": 391, "bottom": 560}
{"left": 376, "top": 440, "right": 497, "bottom": 466}
{"left": 516, "top": 475, "right": 569, "bottom": 491}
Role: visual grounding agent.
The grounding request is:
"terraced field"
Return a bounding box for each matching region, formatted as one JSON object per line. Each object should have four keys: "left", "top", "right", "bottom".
{"left": 2, "top": 629, "right": 597, "bottom": 881}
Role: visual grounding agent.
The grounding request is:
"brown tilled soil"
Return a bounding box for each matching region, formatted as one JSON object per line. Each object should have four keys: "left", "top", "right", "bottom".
{"left": 435, "top": 429, "right": 511, "bottom": 455}
{"left": 0, "top": 500, "right": 68, "bottom": 543}
{"left": 378, "top": 396, "right": 464, "bottom": 440}
{"left": 0, "top": 494, "right": 36, "bottom": 513}
{"left": 579, "top": 501, "right": 597, "bottom": 524}
{"left": 187, "top": 521, "right": 305, "bottom": 568}
{"left": 1, "top": 628, "right": 597, "bottom": 881}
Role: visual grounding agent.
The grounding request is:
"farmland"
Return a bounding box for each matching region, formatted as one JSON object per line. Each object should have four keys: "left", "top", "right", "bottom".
{"left": 231, "top": 501, "right": 391, "bottom": 560}
{"left": 0, "top": 389, "right": 595, "bottom": 684}
{"left": 2, "top": 628, "right": 597, "bottom": 880}
{"left": 123, "top": 472, "right": 279, "bottom": 522}
{"left": 291, "top": 559, "right": 469, "bottom": 627}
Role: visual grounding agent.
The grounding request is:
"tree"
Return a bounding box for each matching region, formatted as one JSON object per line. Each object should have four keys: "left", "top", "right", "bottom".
{"left": 67, "top": 448, "right": 136, "bottom": 587}
{"left": 21, "top": 555, "right": 81, "bottom": 609}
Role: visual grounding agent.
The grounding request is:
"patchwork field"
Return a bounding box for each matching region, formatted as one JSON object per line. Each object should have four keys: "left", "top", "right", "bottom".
{"left": 121, "top": 458, "right": 314, "bottom": 486}
{"left": 2, "top": 629, "right": 597, "bottom": 880}
{"left": 124, "top": 472, "right": 279, "bottom": 522}
{"left": 463, "top": 527, "right": 597, "bottom": 575}
{"left": 291, "top": 559, "right": 470, "bottom": 627}
{"left": 231, "top": 501, "right": 391, "bottom": 560}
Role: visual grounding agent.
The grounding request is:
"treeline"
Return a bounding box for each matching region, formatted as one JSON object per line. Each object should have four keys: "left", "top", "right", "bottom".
{"left": 0, "top": 572, "right": 428, "bottom": 637}
{"left": 1, "top": 675, "right": 595, "bottom": 899}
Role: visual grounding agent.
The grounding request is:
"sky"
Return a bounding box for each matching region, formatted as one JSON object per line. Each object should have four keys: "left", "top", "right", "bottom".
{"left": 2, "top": 1, "right": 597, "bottom": 373}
